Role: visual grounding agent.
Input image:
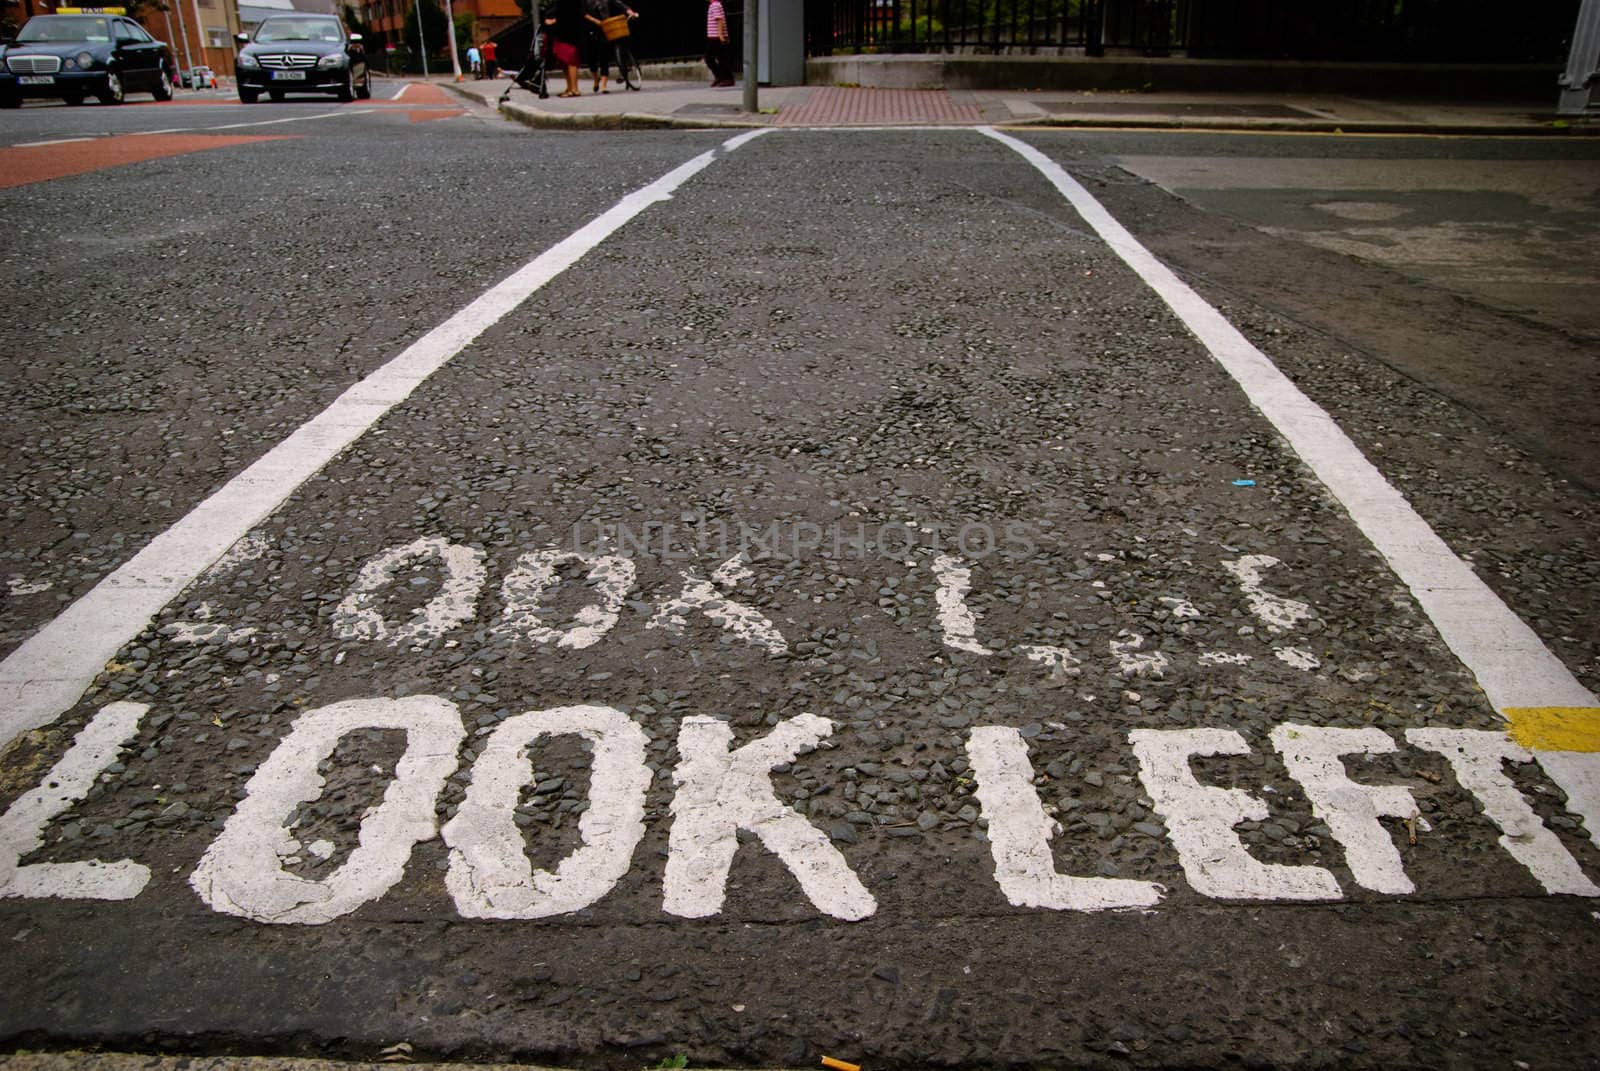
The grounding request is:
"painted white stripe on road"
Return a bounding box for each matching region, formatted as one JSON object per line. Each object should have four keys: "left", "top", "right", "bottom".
{"left": 981, "top": 126, "right": 1598, "bottom": 719}
{"left": 205, "top": 109, "right": 378, "bottom": 131}
{"left": 0, "top": 127, "right": 773, "bottom": 753}
{"left": 14, "top": 137, "right": 98, "bottom": 148}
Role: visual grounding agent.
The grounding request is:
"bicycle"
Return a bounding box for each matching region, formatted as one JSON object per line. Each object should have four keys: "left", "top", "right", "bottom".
{"left": 500, "top": 25, "right": 549, "bottom": 101}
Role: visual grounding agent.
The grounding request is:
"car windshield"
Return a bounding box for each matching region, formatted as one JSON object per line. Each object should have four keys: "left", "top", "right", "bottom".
{"left": 15, "top": 16, "right": 112, "bottom": 43}
{"left": 254, "top": 19, "right": 343, "bottom": 43}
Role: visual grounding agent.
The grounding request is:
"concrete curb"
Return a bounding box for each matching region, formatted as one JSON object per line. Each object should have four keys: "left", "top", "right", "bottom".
{"left": 1003, "top": 116, "right": 1600, "bottom": 136}
{"left": 443, "top": 77, "right": 1600, "bottom": 136}
{"left": 498, "top": 99, "right": 763, "bottom": 131}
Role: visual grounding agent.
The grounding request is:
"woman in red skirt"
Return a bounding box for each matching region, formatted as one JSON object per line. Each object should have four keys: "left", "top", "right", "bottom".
{"left": 545, "top": 0, "right": 585, "bottom": 96}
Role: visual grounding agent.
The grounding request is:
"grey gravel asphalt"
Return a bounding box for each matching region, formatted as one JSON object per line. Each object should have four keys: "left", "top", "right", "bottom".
{"left": 2, "top": 90, "right": 1598, "bottom": 1069}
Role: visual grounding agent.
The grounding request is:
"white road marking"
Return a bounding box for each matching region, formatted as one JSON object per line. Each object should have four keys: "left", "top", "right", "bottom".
{"left": 1220, "top": 555, "right": 1314, "bottom": 634}
{"left": 1129, "top": 727, "right": 1342, "bottom": 901}
{"left": 496, "top": 551, "right": 636, "bottom": 650}
{"left": 1109, "top": 630, "right": 1169, "bottom": 679}
{"left": 0, "top": 128, "right": 772, "bottom": 753}
{"left": 664, "top": 713, "right": 876, "bottom": 921}
{"left": 443, "top": 705, "right": 650, "bottom": 918}
{"left": 931, "top": 554, "right": 991, "bottom": 655}
{"left": 331, "top": 537, "right": 488, "bottom": 646}
{"left": 1021, "top": 644, "right": 1082, "bottom": 679}
{"left": 1270, "top": 725, "right": 1417, "bottom": 895}
{"left": 189, "top": 695, "right": 465, "bottom": 924}
{"left": 967, "top": 726, "right": 1163, "bottom": 911}
{"left": 1406, "top": 728, "right": 1600, "bottom": 897}
{"left": 127, "top": 128, "right": 193, "bottom": 136}
{"left": 205, "top": 109, "right": 378, "bottom": 131}
{"left": 14, "top": 137, "right": 97, "bottom": 148}
{"left": 648, "top": 555, "right": 789, "bottom": 655}
{"left": 983, "top": 128, "right": 1599, "bottom": 719}
{"left": 0, "top": 702, "right": 150, "bottom": 901}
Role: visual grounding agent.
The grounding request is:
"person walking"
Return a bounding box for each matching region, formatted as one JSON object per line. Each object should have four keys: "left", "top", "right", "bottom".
{"left": 482, "top": 39, "right": 499, "bottom": 78}
{"left": 704, "top": 0, "right": 732, "bottom": 87}
{"left": 467, "top": 43, "right": 482, "bottom": 78}
{"left": 546, "top": 0, "right": 585, "bottom": 96}
{"left": 583, "top": 0, "right": 611, "bottom": 94}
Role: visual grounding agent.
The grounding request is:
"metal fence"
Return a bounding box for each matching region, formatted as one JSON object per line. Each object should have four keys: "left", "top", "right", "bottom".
{"left": 814, "top": 0, "right": 1581, "bottom": 62}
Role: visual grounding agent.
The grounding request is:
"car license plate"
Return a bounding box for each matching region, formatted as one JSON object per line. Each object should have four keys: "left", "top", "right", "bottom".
{"left": 19, "top": 75, "right": 55, "bottom": 85}
{"left": 271, "top": 70, "right": 306, "bottom": 80}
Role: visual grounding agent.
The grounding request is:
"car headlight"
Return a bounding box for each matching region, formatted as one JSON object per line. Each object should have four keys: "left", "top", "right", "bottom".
{"left": 317, "top": 52, "right": 347, "bottom": 69}
{"left": 61, "top": 51, "right": 96, "bottom": 70}
{"left": 236, "top": 52, "right": 259, "bottom": 69}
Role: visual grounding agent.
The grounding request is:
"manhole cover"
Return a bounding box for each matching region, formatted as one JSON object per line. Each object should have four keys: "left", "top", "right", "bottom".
{"left": 1040, "top": 101, "right": 1317, "bottom": 119}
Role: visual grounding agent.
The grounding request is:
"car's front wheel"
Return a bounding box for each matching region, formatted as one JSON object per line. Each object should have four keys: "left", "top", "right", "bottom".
{"left": 336, "top": 68, "right": 355, "bottom": 103}
{"left": 354, "top": 68, "right": 371, "bottom": 100}
{"left": 152, "top": 63, "right": 173, "bottom": 101}
{"left": 97, "top": 69, "right": 124, "bottom": 105}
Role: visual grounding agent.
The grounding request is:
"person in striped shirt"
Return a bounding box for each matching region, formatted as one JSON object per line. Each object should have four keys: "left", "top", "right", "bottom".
{"left": 705, "top": 0, "right": 733, "bottom": 87}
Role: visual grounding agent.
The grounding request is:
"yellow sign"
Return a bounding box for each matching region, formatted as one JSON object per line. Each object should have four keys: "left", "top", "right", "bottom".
{"left": 55, "top": 7, "right": 130, "bottom": 13}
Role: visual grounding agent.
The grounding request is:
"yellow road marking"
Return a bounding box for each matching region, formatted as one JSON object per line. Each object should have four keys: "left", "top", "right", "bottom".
{"left": 1504, "top": 707, "right": 1600, "bottom": 753}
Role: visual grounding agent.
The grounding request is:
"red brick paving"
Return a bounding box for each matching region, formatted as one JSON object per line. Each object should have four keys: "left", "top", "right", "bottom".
{"left": 776, "top": 86, "right": 981, "bottom": 127}
{"left": 0, "top": 133, "right": 293, "bottom": 190}
{"left": 392, "top": 82, "right": 458, "bottom": 105}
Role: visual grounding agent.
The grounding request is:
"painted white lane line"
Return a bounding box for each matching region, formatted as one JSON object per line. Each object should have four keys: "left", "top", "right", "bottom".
{"left": 0, "top": 127, "right": 773, "bottom": 753}
{"left": 128, "top": 128, "right": 194, "bottom": 136}
{"left": 205, "top": 109, "right": 378, "bottom": 131}
{"left": 13, "top": 137, "right": 98, "bottom": 148}
{"left": 980, "top": 127, "right": 1598, "bottom": 718}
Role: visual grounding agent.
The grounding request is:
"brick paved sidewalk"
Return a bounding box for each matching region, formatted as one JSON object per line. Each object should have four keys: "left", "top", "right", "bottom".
{"left": 774, "top": 87, "right": 983, "bottom": 126}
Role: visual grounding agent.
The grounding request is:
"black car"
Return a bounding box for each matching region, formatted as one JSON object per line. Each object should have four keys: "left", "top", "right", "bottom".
{"left": 235, "top": 15, "right": 369, "bottom": 103}
{"left": 0, "top": 13, "right": 174, "bottom": 108}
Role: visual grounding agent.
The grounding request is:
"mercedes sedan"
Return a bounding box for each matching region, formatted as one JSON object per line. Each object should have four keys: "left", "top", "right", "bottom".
{"left": 0, "top": 13, "right": 175, "bottom": 107}
{"left": 234, "top": 15, "right": 369, "bottom": 103}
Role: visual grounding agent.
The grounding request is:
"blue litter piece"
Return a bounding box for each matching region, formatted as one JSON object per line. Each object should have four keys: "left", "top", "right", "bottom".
{"left": 1232, "top": 479, "right": 1256, "bottom": 487}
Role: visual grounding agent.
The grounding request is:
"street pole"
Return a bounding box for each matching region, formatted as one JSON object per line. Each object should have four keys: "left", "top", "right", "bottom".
{"left": 415, "top": 0, "right": 429, "bottom": 77}
{"left": 1558, "top": 0, "right": 1600, "bottom": 115}
{"left": 741, "top": 0, "right": 756, "bottom": 112}
{"left": 170, "top": 0, "right": 196, "bottom": 85}
{"left": 188, "top": 0, "right": 207, "bottom": 74}
{"left": 442, "top": 0, "right": 462, "bottom": 81}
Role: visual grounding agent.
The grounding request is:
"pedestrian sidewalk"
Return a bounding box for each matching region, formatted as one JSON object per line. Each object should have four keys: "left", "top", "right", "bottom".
{"left": 437, "top": 68, "right": 1597, "bottom": 135}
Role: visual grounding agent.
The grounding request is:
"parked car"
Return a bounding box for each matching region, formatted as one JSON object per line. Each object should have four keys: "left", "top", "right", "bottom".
{"left": 181, "top": 65, "right": 215, "bottom": 88}
{"left": 0, "top": 12, "right": 175, "bottom": 108}
{"left": 234, "top": 15, "right": 369, "bottom": 103}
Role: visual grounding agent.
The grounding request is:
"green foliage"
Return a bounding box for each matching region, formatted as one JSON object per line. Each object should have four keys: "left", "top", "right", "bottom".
{"left": 341, "top": 3, "right": 374, "bottom": 41}
{"left": 123, "top": 0, "right": 167, "bottom": 23}
{"left": 652, "top": 1057, "right": 688, "bottom": 1070}
{"left": 403, "top": 0, "right": 449, "bottom": 62}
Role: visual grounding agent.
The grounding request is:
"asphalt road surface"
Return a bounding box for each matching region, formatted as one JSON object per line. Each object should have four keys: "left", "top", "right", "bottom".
{"left": 2, "top": 86, "right": 1599, "bottom": 1070}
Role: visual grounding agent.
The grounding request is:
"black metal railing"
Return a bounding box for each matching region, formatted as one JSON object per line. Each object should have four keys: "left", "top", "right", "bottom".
{"left": 815, "top": 0, "right": 1579, "bottom": 62}
{"left": 819, "top": 0, "right": 1105, "bottom": 56}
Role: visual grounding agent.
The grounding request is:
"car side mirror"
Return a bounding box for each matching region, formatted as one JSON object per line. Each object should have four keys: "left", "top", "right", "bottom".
{"left": 235, "top": 32, "right": 249, "bottom": 46}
